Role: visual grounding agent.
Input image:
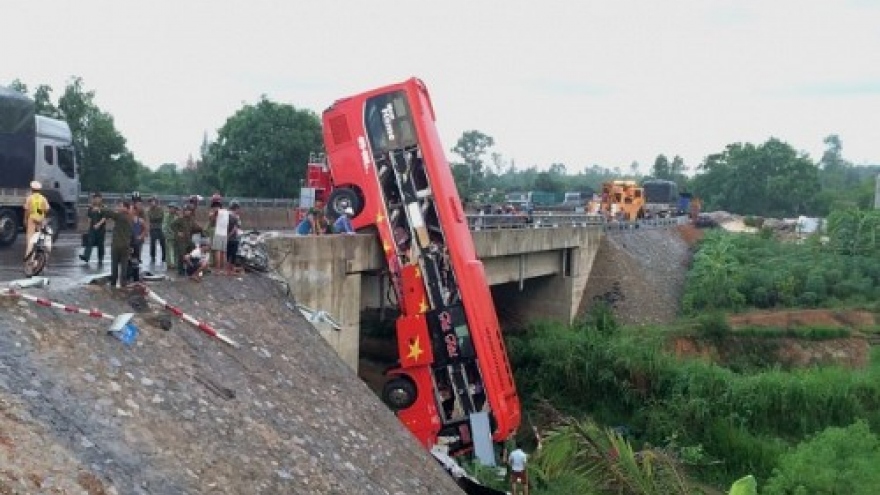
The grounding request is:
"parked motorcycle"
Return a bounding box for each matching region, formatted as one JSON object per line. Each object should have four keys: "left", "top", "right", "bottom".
{"left": 235, "top": 230, "right": 269, "bottom": 272}
{"left": 24, "top": 223, "right": 53, "bottom": 277}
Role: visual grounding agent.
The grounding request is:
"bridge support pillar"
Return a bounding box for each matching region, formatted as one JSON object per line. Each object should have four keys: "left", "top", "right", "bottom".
{"left": 269, "top": 235, "right": 381, "bottom": 370}
{"left": 489, "top": 229, "right": 601, "bottom": 326}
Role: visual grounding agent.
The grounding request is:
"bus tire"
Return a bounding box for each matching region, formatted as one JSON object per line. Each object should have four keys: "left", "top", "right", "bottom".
{"left": 326, "top": 187, "right": 361, "bottom": 221}
{"left": 382, "top": 377, "right": 417, "bottom": 411}
{"left": 0, "top": 208, "right": 19, "bottom": 246}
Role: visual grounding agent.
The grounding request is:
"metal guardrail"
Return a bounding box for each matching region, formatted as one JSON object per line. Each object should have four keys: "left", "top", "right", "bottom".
{"left": 466, "top": 213, "right": 688, "bottom": 231}
{"left": 77, "top": 193, "right": 296, "bottom": 208}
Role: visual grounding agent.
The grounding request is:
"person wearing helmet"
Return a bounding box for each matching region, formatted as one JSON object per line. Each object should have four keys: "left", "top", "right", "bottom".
{"left": 333, "top": 207, "right": 356, "bottom": 235}
{"left": 23, "top": 181, "right": 50, "bottom": 261}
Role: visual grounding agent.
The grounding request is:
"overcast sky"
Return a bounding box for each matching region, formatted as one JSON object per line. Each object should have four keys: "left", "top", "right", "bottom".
{"left": 3, "top": 0, "right": 879, "bottom": 172}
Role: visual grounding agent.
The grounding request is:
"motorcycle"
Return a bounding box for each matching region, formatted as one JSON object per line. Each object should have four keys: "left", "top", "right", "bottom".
{"left": 24, "top": 223, "right": 53, "bottom": 277}
{"left": 235, "top": 230, "right": 270, "bottom": 272}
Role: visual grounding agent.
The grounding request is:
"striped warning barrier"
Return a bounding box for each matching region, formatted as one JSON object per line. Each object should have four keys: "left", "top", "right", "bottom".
{"left": 1, "top": 287, "right": 135, "bottom": 334}
{"left": 133, "top": 284, "right": 239, "bottom": 348}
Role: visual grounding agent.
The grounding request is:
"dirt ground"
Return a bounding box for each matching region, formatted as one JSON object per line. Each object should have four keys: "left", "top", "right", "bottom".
{"left": 728, "top": 309, "right": 876, "bottom": 329}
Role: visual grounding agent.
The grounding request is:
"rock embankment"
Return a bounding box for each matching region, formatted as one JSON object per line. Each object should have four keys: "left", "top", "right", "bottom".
{"left": 580, "top": 227, "right": 692, "bottom": 325}
{"left": 0, "top": 275, "right": 461, "bottom": 494}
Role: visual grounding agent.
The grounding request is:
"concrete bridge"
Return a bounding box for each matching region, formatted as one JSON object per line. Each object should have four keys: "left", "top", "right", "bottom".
{"left": 267, "top": 216, "right": 684, "bottom": 369}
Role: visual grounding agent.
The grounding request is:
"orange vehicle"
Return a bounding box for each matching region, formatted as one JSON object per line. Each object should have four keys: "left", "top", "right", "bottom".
{"left": 321, "top": 78, "right": 521, "bottom": 455}
{"left": 599, "top": 180, "right": 645, "bottom": 221}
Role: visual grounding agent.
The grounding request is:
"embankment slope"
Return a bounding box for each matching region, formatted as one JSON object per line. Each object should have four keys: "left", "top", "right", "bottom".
{"left": 0, "top": 275, "right": 461, "bottom": 494}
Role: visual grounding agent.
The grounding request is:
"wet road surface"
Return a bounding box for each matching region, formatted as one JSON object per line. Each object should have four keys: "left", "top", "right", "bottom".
{"left": 0, "top": 233, "right": 168, "bottom": 289}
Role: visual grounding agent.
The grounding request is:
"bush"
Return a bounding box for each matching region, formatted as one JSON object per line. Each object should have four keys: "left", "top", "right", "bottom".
{"left": 696, "top": 312, "right": 731, "bottom": 340}
{"left": 763, "top": 421, "right": 880, "bottom": 495}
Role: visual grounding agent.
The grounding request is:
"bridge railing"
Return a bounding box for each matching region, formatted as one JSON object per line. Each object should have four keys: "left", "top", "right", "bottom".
{"left": 78, "top": 193, "right": 295, "bottom": 208}
{"left": 466, "top": 213, "right": 688, "bottom": 231}
{"left": 466, "top": 213, "right": 605, "bottom": 230}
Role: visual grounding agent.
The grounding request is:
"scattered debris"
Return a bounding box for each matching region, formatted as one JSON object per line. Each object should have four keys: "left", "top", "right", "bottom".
{"left": 294, "top": 303, "right": 342, "bottom": 331}
{"left": 193, "top": 374, "right": 236, "bottom": 400}
{"left": 1, "top": 286, "right": 136, "bottom": 342}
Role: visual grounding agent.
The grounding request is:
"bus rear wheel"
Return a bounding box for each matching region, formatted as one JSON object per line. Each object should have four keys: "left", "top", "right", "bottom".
{"left": 382, "top": 377, "right": 417, "bottom": 411}
{"left": 326, "top": 187, "right": 361, "bottom": 221}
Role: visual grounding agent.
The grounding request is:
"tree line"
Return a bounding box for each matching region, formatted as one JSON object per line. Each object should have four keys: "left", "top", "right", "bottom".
{"left": 8, "top": 77, "right": 878, "bottom": 216}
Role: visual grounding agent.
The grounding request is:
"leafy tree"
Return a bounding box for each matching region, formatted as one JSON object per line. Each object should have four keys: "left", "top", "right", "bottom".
{"left": 691, "top": 138, "right": 820, "bottom": 217}
{"left": 32, "top": 85, "right": 60, "bottom": 118}
{"left": 451, "top": 130, "right": 494, "bottom": 191}
{"left": 652, "top": 154, "right": 670, "bottom": 179}
{"left": 9, "top": 77, "right": 140, "bottom": 192}
{"left": 206, "top": 97, "right": 322, "bottom": 197}
{"left": 764, "top": 421, "right": 880, "bottom": 495}
{"left": 57, "top": 77, "right": 140, "bottom": 192}
{"left": 138, "top": 163, "right": 187, "bottom": 195}
{"left": 8, "top": 79, "right": 27, "bottom": 94}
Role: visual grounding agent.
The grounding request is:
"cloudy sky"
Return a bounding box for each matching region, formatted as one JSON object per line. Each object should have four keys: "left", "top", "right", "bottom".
{"left": 3, "top": 0, "right": 879, "bottom": 172}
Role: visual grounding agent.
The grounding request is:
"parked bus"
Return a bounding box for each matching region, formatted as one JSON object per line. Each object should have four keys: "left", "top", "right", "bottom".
{"left": 321, "top": 78, "right": 521, "bottom": 455}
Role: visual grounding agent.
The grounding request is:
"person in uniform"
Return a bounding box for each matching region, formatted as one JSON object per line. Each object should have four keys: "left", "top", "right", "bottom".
{"left": 80, "top": 192, "right": 107, "bottom": 265}
{"left": 103, "top": 201, "right": 134, "bottom": 289}
{"left": 170, "top": 205, "right": 203, "bottom": 275}
{"left": 22, "top": 180, "right": 49, "bottom": 261}
{"left": 162, "top": 203, "right": 181, "bottom": 271}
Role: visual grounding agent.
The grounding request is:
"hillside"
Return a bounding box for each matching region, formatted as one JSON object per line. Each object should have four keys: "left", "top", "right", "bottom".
{"left": 0, "top": 275, "right": 462, "bottom": 494}
{"left": 580, "top": 226, "right": 692, "bottom": 325}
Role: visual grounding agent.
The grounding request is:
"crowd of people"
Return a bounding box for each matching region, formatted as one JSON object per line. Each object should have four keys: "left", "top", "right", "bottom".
{"left": 294, "top": 199, "right": 355, "bottom": 236}
{"left": 79, "top": 192, "right": 244, "bottom": 288}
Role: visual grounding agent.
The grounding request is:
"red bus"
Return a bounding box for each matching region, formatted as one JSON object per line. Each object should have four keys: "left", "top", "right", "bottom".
{"left": 321, "top": 78, "right": 521, "bottom": 454}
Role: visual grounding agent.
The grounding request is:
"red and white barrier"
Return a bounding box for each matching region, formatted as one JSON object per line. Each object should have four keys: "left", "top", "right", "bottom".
{"left": 1, "top": 287, "right": 134, "bottom": 332}
{"left": 134, "top": 284, "right": 239, "bottom": 348}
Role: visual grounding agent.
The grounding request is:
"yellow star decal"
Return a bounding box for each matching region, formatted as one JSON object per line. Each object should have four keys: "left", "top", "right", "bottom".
{"left": 407, "top": 337, "right": 424, "bottom": 361}
{"left": 376, "top": 212, "right": 385, "bottom": 223}
{"left": 382, "top": 240, "right": 391, "bottom": 253}
{"left": 418, "top": 298, "right": 429, "bottom": 313}
{"left": 414, "top": 267, "right": 422, "bottom": 278}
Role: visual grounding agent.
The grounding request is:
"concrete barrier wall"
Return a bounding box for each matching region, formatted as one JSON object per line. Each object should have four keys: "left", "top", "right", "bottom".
{"left": 75, "top": 206, "right": 296, "bottom": 232}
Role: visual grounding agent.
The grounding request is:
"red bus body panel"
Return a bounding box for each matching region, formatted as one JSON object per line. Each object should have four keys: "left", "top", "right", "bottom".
{"left": 322, "top": 78, "right": 520, "bottom": 453}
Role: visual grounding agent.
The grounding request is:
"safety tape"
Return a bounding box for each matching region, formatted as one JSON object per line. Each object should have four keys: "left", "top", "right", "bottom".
{"left": 132, "top": 284, "right": 239, "bottom": 348}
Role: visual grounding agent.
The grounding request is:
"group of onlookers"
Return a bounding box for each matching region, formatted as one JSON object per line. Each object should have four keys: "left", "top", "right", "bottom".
{"left": 80, "top": 192, "right": 243, "bottom": 288}
{"left": 294, "top": 199, "right": 355, "bottom": 236}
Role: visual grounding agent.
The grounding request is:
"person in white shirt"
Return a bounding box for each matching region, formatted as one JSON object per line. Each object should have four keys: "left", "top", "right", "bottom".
{"left": 183, "top": 238, "right": 210, "bottom": 281}
{"left": 508, "top": 444, "right": 529, "bottom": 495}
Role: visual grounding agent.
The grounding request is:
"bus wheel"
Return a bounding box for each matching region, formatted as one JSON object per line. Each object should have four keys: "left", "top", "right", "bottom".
{"left": 382, "top": 377, "right": 417, "bottom": 411}
{"left": 0, "top": 208, "right": 19, "bottom": 246}
{"left": 326, "top": 187, "right": 361, "bottom": 221}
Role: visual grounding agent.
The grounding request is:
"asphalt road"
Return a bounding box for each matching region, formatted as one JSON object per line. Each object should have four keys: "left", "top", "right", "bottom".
{"left": 0, "top": 233, "right": 167, "bottom": 288}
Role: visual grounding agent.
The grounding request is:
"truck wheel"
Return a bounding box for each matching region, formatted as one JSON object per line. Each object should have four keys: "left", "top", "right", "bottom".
{"left": 382, "top": 377, "right": 417, "bottom": 411}
{"left": 0, "top": 209, "right": 19, "bottom": 246}
{"left": 326, "top": 187, "right": 362, "bottom": 221}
